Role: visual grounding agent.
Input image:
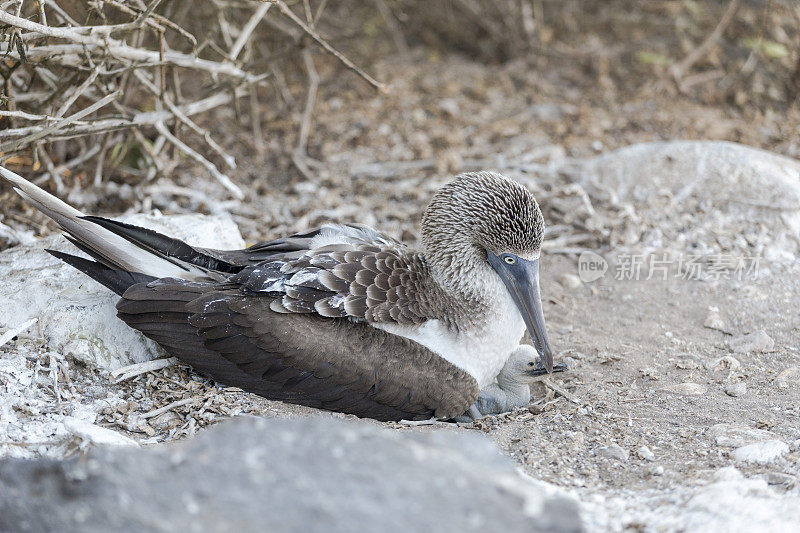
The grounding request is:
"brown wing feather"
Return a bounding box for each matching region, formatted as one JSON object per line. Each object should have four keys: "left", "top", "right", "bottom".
{"left": 116, "top": 280, "right": 478, "bottom": 421}
{"left": 233, "top": 244, "right": 451, "bottom": 327}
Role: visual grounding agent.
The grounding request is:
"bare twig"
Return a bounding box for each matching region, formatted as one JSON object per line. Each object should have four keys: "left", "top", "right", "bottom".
{"left": 275, "top": 0, "right": 387, "bottom": 92}
{"left": 670, "top": 0, "right": 740, "bottom": 81}
{"left": 0, "top": 317, "right": 38, "bottom": 349}
{"left": 0, "top": 90, "right": 120, "bottom": 152}
{"left": 292, "top": 49, "right": 320, "bottom": 180}
{"left": 0, "top": 11, "right": 257, "bottom": 81}
{"left": 52, "top": 68, "right": 101, "bottom": 119}
{"left": 372, "top": 0, "right": 409, "bottom": 56}
{"left": 543, "top": 378, "right": 582, "bottom": 405}
{"left": 154, "top": 121, "right": 244, "bottom": 199}
{"left": 133, "top": 70, "right": 236, "bottom": 170}
{"left": 0, "top": 86, "right": 259, "bottom": 141}
{"left": 111, "top": 357, "right": 177, "bottom": 382}
{"left": 139, "top": 397, "right": 194, "bottom": 419}
{"left": 228, "top": 2, "right": 272, "bottom": 62}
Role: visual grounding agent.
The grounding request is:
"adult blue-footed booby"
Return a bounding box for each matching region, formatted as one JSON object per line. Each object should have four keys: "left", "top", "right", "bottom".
{"left": 0, "top": 167, "right": 556, "bottom": 421}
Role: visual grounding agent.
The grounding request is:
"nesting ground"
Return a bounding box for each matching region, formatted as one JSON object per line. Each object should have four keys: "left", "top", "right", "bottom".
{"left": 2, "top": 52, "right": 800, "bottom": 532}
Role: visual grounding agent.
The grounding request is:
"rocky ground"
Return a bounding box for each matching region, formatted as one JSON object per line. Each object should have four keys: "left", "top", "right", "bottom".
{"left": 1, "top": 52, "right": 800, "bottom": 532}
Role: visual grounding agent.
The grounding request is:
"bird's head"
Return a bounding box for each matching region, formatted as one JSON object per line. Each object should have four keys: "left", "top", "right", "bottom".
{"left": 421, "top": 171, "right": 553, "bottom": 372}
{"left": 500, "top": 345, "right": 569, "bottom": 384}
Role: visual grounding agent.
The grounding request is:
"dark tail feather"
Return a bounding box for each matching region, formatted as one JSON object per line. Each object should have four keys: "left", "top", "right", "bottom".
{"left": 46, "top": 249, "right": 156, "bottom": 296}
{"left": 81, "top": 216, "right": 240, "bottom": 273}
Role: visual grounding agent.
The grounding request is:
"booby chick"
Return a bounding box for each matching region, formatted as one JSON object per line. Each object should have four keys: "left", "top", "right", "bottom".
{"left": 459, "top": 345, "right": 569, "bottom": 421}
{"left": 0, "top": 167, "right": 561, "bottom": 422}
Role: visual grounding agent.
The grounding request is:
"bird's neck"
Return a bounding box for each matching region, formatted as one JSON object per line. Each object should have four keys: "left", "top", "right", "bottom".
{"left": 496, "top": 373, "right": 532, "bottom": 405}
{"left": 424, "top": 242, "right": 499, "bottom": 303}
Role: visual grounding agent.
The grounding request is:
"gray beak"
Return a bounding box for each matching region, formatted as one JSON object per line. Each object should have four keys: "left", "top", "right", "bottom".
{"left": 487, "top": 251, "right": 554, "bottom": 373}
{"left": 526, "top": 360, "right": 569, "bottom": 378}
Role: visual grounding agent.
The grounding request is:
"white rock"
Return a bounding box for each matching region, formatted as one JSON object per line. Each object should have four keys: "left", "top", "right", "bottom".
{"left": 724, "top": 382, "right": 747, "bottom": 397}
{"left": 63, "top": 417, "right": 139, "bottom": 448}
{"left": 597, "top": 444, "right": 629, "bottom": 462}
{"left": 706, "top": 355, "right": 742, "bottom": 372}
{"left": 708, "top": 424, "right": 778, "bottom": 448}
{"left": 775, "top": 367, "right": 800, "bottom": 390}
{"left": 0, "top": 213, "right": 244, "bottom": 371}
{"left": 713, "top": 465, "right": 743, "bottom": 482}
{"left": 704, "top": 307, "right": 730, "bottom": 334}
{"left": 580, "top": 141, "right": 800, "bottom": 260}
{"left": 559, "top": 273, "right": 583, "bottom": 289}
{"left": 734, "top": 440, "right": 789, "bottom": 464}
{"left": 660, "top": 382, "right": 707, "bottom": 396}
{"left": 729, "top": 330, "right": 775, "bottom": 354}
{"left": 637, "top": 446, "right": 655, "bottom": 461}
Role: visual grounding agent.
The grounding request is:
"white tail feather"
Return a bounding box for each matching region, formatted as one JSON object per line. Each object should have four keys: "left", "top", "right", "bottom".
{"left": 0, "top": 165, "right": 205, "bottom": 280}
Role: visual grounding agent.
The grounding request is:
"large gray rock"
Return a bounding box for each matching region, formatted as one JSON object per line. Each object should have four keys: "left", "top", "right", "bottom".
{"left": 0, "top": 416, "right": 584, "bottom": 533}
{"left": 580, "top": 141, "right": 800, "bottom": 260}
{"left": 0, "top": 213, "right": 244, "bottom": 370}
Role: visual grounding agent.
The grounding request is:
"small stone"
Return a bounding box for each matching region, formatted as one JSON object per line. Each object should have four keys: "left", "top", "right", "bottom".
{"left": 703, "top": 307, "right": 730, "bottom": 334}
{"left": 637, "top": 445, "right": 655, "bottom": 461}
{"left": 660, "top": 382, "right": 707, "bottom": 396}
{"left": 559, "top": 273, "right": 583, "bottom": 289}
{"left": 734, "top": 440, "right": 789, "bottom": 464}
{"left": 597, "top": 444, "right": 629, "bottom": 462}
{"left": 729, "top": 330, "right": 774, "bottom": 354}
{"left": 724, "top": 382, "right": 747, "bottom": 397}
{"left": 675, "top": 356, "right": 701, "bottom": 370}
{"left": 438, "top": 98, "right": 460, "bottom": 117}
{"left": 775, "top": 367, "right": 800, "bottom": 390}
{"left": 708, "top": 423, "right": 778, "bottom": 448}
{"left": 713, "top": 466, "right": 743, "bottom": 481}
{"left": 705, "top": 356, "right": 742, "bottom": 372}
{"left": 150, "top": 411, "right": 183, "bottom": 431}
{"left": 650, "top": 465, "right": 664, "bottom": 476}
{"left": 764, "top": 472, "right": 797, "bottom": 489}
{"left": 137, "top": 422, "right": 157, "bottom": 438}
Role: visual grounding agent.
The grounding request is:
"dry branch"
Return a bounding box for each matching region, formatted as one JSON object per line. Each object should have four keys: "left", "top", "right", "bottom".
{"left": 0, "top": 0, "right": 390, "bottom": 200}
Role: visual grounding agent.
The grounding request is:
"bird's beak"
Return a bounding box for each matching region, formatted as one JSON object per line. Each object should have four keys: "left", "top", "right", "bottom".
{"left": 487, "top": 251, "right": 554, "bottom": 373}
{"left": 525, "top": 360, "right": 569, "bottom": 378}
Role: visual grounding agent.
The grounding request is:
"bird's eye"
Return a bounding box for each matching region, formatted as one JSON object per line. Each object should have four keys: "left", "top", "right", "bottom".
{"left": 503, "top": 255, "right": 516, "bottom": 264}
{"left": 527, "top": 362, "right": 534, "bottom": 366}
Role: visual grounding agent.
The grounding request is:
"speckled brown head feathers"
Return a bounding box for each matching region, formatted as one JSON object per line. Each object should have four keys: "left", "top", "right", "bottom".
{"left": 420, "top": 171, "right": 545, "bottom": 281}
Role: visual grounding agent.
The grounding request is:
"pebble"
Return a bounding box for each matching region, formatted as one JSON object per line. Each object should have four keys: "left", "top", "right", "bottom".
{"left": 705, "top": 355, "right": 741, "bottom": 372}
{"left": 703, "top": 307, "right": 730, "bottom": 333}
{"left": 650, "top": 465, "right": 664, "bottom": 476}
{"left": 713, "top": 466, "right": 742, "bottom": 481}
{"left": 637, "top": 445, "right": 655, "bottom": 461}
{"left": 660, "top": 382, "right": 707, "bottom": 396}
{"left": 763, "top": 472, "right": 797, "bottom": 489}
{"left": 150, "top": 411, "right": 183, "bottom": 431}
{"left": 597, "top": 444, "right": 629, "bottom": 462}
{"left": 559, "top": 273, "right": 583, "bottom": 289}
{"left": 724, "top": 382, "right": 747, "bottom": 397}
{"left": 734, "top": 440, "right": 789, "bottom": 464}
{"left": 729, "top": 330, "right": 774, "bottom": 354}
{"left": 775, "top": 366, "right": 800, "bottom": 390}
{"left": 707, "top": 423, "right": 778, "bottom": 448}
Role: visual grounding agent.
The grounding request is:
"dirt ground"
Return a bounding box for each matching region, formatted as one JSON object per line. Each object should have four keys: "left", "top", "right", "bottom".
{"left": 3, "top": 18, "right": 800, "bottom": 529}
